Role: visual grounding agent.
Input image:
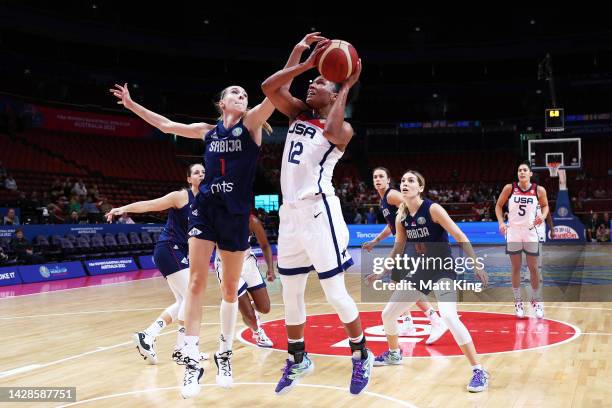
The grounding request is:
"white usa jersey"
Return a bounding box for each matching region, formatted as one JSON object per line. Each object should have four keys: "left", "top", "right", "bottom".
{"left": 508, "top": 182, "right": 539, "bottom": 228}
{"left": 281, "top": 112, "right": 344, "bottom": 203}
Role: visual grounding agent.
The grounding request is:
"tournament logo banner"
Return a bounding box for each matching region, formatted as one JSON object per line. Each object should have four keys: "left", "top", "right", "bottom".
{"left": 18, "top": 262, "right": 86, "bottom": 284}
{"left": 85, "top": 257, "right": 138, "bottom": 276}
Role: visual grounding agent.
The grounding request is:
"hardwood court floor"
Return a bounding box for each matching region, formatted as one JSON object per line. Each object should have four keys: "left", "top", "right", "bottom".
{"left": 0, "top": 269, "right": 610, "bottom": 408}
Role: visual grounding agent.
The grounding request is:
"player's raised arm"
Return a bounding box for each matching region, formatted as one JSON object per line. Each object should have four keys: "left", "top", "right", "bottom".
{"left": 261, "top": 39, "right": 330, "bottom": 119}
{"left": 105, "top": 191, "right": 185, "bottom": 222}
{"left": 110, "top": 83, "right": 213, "bottom": 139}
{"left": 322, "top": 59, "right": 361, "bottom": 148}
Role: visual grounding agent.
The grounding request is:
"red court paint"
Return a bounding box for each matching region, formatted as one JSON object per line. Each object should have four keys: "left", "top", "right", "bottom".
{"left": 239, "top": 310, "right": 579, "bottom": 357}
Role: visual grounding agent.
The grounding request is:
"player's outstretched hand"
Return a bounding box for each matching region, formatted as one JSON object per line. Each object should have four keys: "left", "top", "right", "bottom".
{"left": 304, "top": 39, "right": 331, "bottom": 69}
{"left": 110, "top": 83, "right": 134, "bottom": 110}
{"left": 475, "top": 268, "right": 489, "bottom": 288}
{"left": 296, "top": 32, "right": 328, "bottom": 53}
{"left": 362, "top": 240, "right": 377, "bottom": 252}
{"left": 105, "top": 208, "right": 124, "bottom": 223}
{"left": 343, "top": 58, "right": 362, "bottom": 89}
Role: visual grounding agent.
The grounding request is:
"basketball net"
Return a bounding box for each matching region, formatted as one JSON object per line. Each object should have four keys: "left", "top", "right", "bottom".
{"left": 547, "top": 162, "right": 561, "bottom": 178}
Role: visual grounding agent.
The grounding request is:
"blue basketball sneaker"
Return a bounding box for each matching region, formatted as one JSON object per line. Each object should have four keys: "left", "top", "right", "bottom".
{"left": 350, "top": 349, "right": 374, "bottom": 395}
{"left": 467, "top": 368, "right": 489, "bottom": 392}
{"left": 275, "top": 354, "right": 315, "bottom": 395}
{"left": 373, "top": 350, "right": 403, "bottom": 366}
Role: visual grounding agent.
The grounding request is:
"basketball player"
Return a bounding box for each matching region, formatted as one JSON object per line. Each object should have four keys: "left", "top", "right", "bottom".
{"left": 105, "top": 164, "right": 209, "bottom": 364}
{"left": 111, "top": 82, "right": 274, "bottom": 397}
{"left": 214, "top": 214, "right": 276, "bottom": 348}
{"left": 495, "top": 162, "right": 550, "bottom": 319}
{"left": 362, "top": 167, "right": 448, "bottom": 343}
{"left": 367, "top": 170, "right": 490, "bottom": 392}
{"left": 262, "top": 35, "right": 374, "bottom": 396}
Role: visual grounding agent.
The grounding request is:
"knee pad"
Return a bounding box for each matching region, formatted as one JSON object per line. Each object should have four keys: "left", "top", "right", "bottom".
{"left": 438, "top": 301, "right": 472, "bottom": 346}
{"left": 319, "top": 274, "right": 359, "bottom": 324}
{"left": 280, "top": 274, "right": 308, "bottom": 326}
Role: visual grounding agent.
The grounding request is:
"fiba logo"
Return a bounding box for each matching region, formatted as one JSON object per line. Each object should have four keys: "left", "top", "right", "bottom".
{"left": 417, "top": 216, "right": 427, "bottom": 225}
{"left": 232, "top": 127, "right": 243, "bottom": 137}
{"left": 39, "top": 266, "right": 50, "bottom": 278}
{"left": 558, "top": 207, "right": 569, "bottom": 217}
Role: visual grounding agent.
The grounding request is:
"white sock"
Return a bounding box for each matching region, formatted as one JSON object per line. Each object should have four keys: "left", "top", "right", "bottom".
{"left": 145, "top": 318, "right": 166, "bottom": 337}
{"left": 176, "top": 326, "right": 185, "bottom": 349}
{"left": 184, "top": 335, "right": 199, "bottom": 360}
{"left": 472, "top": 364, "right": 482, "bottom": 371}
{"left": 219, "top": 299, "right": 238, "bottom": 353}
{"left": 390, "top": 348, "right": 400, "bottom": 354}
{"left": 531, "top": 285, "right": 542, "bottom": 302}
{"left": 349, "top": 333, "right": 364, "bottom": 343}
{"left": 512, "top": 287, "right": 522, "bottom": 302}
{"left": 254, "top": 303, "right": 262, "bottom": 330}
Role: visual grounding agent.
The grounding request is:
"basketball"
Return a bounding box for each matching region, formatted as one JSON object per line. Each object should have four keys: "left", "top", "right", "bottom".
{"left": 316, "top": 39, "right": 359, "bottom": 83}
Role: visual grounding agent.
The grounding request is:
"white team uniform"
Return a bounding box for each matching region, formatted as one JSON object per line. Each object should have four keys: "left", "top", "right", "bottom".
{"left": 277, "top": 113, "right": 353, "bottom": 278}
{"left": 506, "top": 182, "right": 540, "bottom": 255}
{"left": 215, "top": 248, "right": 266, "bottom": 297}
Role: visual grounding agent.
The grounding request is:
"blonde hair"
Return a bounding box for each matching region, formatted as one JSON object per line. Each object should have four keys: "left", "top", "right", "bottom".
{"left": 398, "top": 170, "right": 426, "bottom": 222}
{"left": 216, "top": 86, "right": 273, "bottom": 134}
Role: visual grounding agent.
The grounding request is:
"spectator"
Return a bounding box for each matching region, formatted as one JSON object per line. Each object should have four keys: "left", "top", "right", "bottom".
{"left": 586, "top": 211, "right": 599, "bottom": 242}
{"left": 0, "top": 246, "right": 8, "bottom": 264}
{"left": 72, "top": 179, "right": 87, "bottom": 197}
{"left": 4, "top": 173, "right": 17, "bottom": 191}
{"left": 366, "top": 207, "right": 377, "bottom": 224}
{"left": 98, "top": 198, "right": 113, "bottom": 215}
{"left": 3, "top": 208, "right": 20, "bottom": 225}
{"left": 66, "top": 210, "right": 80, "bottom": 224}
{"left": 596, "top": 224, "right": 610, "bottom": 242}
{"left": 47, "top": 202, "right": 65, "bottom": 224}
{"left": 68, "top": 195, "right": 81, "bottom": 214}
{"left": 82, "top": 197, "right": 101, "bottom": 223}
{"left": 353, "top": 210, "right": 363, "bottom": 224}
{"left": 481, "top": 210, "right": 493, "bottom": 222}
{"left": 117, "top": 212, "right": 135, "bottom": 224}
{"left": 10, "top": 228, "right": 43, "bottom": 264}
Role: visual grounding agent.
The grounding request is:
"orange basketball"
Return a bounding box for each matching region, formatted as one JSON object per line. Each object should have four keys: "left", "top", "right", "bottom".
{"left": 316, "top": 40, "right": 359, "bottom": 83}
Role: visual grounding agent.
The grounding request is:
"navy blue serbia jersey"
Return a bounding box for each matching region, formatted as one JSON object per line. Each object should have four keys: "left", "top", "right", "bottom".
{"left": 200, "top": 119, "right": 260, "bottom": 215}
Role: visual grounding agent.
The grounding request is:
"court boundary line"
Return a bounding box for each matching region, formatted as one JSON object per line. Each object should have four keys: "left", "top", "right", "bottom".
{"left": 0, "top": 322, "right": 219, "bottom": 379}
{"left": 55, "top": 383, "right": 418, "bottom": 408}
{"left": 0, "top": 274, "right": 166, "bottom": 300}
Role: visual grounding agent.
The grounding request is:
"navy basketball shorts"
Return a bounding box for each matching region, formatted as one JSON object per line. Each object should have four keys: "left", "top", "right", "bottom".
{"left": 153, "top": 241, "right": 189, "bottom": 278}
{"left": 187, "top": 195, "right": 250, "bottom": 252}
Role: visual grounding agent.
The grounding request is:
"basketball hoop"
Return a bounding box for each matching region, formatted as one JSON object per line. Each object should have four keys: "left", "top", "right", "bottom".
{"left": 547, "top": 162, "right": 561, "bottom": 178}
